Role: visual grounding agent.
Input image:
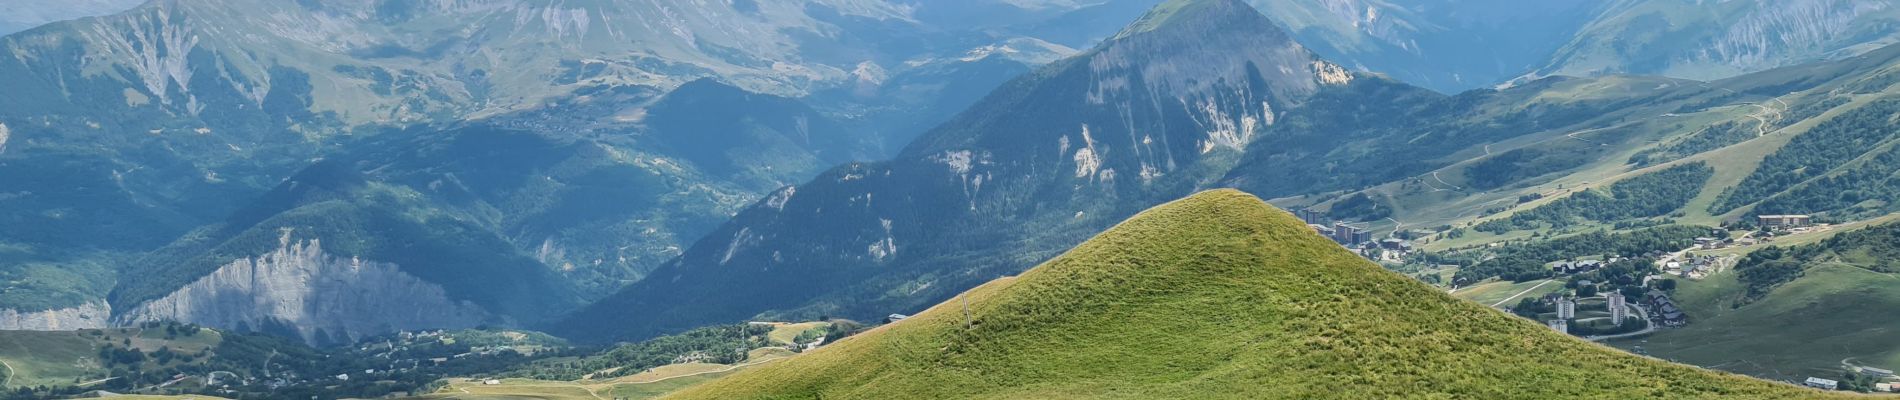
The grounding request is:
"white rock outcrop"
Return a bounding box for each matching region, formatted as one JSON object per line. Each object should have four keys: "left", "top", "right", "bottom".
{"left": 119, "top": 234, "right": 489, "bottom": 344}
{"left": 0, "top": 300, "right": 110, "bottom": 330}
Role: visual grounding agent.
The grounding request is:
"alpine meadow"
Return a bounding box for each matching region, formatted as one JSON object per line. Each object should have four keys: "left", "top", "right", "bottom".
{"left": 2, "top": 0, "right": 1899, "bottom": 398}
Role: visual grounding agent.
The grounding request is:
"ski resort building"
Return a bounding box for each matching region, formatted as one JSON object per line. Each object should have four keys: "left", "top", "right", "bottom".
{"left": 1805, "top": 377, "right": 1839, "bottom": 390}
{"left": 1758, "top": 215, "right": 1812, "bottom": 229}
{"left": 1606, "top": 293, "right": 1627, "bottom": 325}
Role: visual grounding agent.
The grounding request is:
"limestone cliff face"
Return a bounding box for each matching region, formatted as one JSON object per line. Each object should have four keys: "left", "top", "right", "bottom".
{"left": 118, "top": 236, "right": 490, "bottom": 345}
{"left": 0, "top": 301, "right": 110, "bottom": 330}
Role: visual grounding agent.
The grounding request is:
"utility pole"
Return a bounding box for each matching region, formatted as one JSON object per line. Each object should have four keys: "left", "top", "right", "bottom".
{"left": 963, "top": 293, "right": 971, "bottom": 329}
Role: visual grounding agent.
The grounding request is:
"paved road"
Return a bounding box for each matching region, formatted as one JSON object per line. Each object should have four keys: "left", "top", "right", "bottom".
{"left": 1586, "top": 304, "right": 1656, "bottom": 342}
{"left": 1489, "top": 280, "right": 1557, "bottom": 308}
{"left": 76, "top": 376, "right": 118, "bottom": 387}
{"left": 619, "top": 358, "right": 785, "bottom": 385}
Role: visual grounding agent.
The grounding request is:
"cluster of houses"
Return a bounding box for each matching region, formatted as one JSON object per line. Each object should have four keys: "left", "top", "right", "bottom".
{"left": 1800, "top": 374, "right": 1900, "bottom": 393}
{"left": 1835, "top": 365, "right": 1900, "bottom": 392}
{"left": 1645, "top": 290, "right": 1686, "bottom": 327}
{"left": 1552, "top": 259, "right": 1605, "bottom": 275}
{"left": 1664, "top": 255, "right": 1722, "bottom": 279}
{"left": 1691, "top": 235, "right": 1762, "bottom": 250}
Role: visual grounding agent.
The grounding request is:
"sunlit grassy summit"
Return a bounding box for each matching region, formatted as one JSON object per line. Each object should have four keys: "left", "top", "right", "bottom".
{"left": 663, "top": 189, "right": 1845, "bottom": 399}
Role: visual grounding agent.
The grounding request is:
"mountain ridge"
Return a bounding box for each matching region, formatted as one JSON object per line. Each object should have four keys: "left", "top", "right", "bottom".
{"left": 549, "top": 0, "right": 1353, "bottom": 342}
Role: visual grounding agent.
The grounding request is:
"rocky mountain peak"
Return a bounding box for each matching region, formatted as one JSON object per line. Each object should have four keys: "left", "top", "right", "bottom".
{"left": 1086, "top": 0, "right": 1340, "bottom": 112}
{"left": 1109, "top": 0, "right": 1269, "bottom": 42}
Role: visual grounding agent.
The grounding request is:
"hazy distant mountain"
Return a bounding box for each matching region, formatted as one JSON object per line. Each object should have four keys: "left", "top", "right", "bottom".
{"left": 1243, "top": 0, "right": 1900, "bottom": 93}
{"left": 0, "top": 0, "right": 144, "bottom": 36}
{"left": 1533, "top": 0, "right": 1900, "bottom": 82}
{"left": 0, "top": 0, "right": 1123, "bottom": 342}
{"left": 554, "top": 0, "right": 1400, "bottom": 341}
{"left": 1247, "top": 0, "right": 1600, "bottom": 93}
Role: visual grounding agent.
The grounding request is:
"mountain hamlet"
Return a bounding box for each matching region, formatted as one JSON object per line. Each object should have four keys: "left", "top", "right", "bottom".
{"left": 2, "top": 0, "right": 1900, "bottom": 398}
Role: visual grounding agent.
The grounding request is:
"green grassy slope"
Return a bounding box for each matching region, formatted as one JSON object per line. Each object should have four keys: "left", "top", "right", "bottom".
{"left": 1451, "top": 279, "right": 1562, "bottom": 307}
{"left": 0, "top": 330, "right": 105, "bottom": 388}
{"left": 663, "top": 190, "right": 1842, "bottom": 399}
{"left": 0, "top": 326, "right": 222, "bottom": 389}
{"left": 1629, "top": 265, "right": 1900, "bottom": 381}
{"left": 1626, "top": 220, "right": 1900, "bottom": 380}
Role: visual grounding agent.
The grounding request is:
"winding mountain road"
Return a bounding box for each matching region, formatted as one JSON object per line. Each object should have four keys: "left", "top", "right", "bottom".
{"left": 1431, "top": 171, "right": 1462, "bottom": 191}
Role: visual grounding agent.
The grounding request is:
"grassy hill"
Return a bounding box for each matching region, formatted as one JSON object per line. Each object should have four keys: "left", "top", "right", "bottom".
{"left": 1622, "top": 220, "right": 1900, "bottom": 381}
{"left": 1628, "top": 265, "right": 1900, "bottom": 381}
{"left": 662, "top": 190, "right": 1842, "bottom": 399}
{"left": 0, "top": 325, "right": 222, "bottom": 389}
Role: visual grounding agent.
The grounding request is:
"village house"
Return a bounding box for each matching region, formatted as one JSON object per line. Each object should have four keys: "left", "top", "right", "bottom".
{"left": 1646, "top": 290, "right": 1687, "bottom": 327}
{"left": 1670, "top": 255, "right": 1720, "bottom": 278}
{"left": 1379, "top": 238, "right": 1413, "bottom": 252}
{"left": 1552, "top": 260, "right": 1602, "bottom": 274}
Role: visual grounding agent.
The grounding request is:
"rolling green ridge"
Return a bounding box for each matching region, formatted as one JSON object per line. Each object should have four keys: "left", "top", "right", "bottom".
{"left": 1733, "top": 221, "right": 1900, "bottom": 305}
{"left": 1632, "top": 265, "right": 1900, "bottom": 382}
{"left": 1475, "top": 162, "right": 1713, "bottom": 234}
{"left": 662, "top": 190, "right": 1841, "bottom": 399}
{"left": 1627, "top": 221, "right": 1900, "bottom": 381}
{"left": 1714, "top": 99, "right": 1900, "bottom": 215}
